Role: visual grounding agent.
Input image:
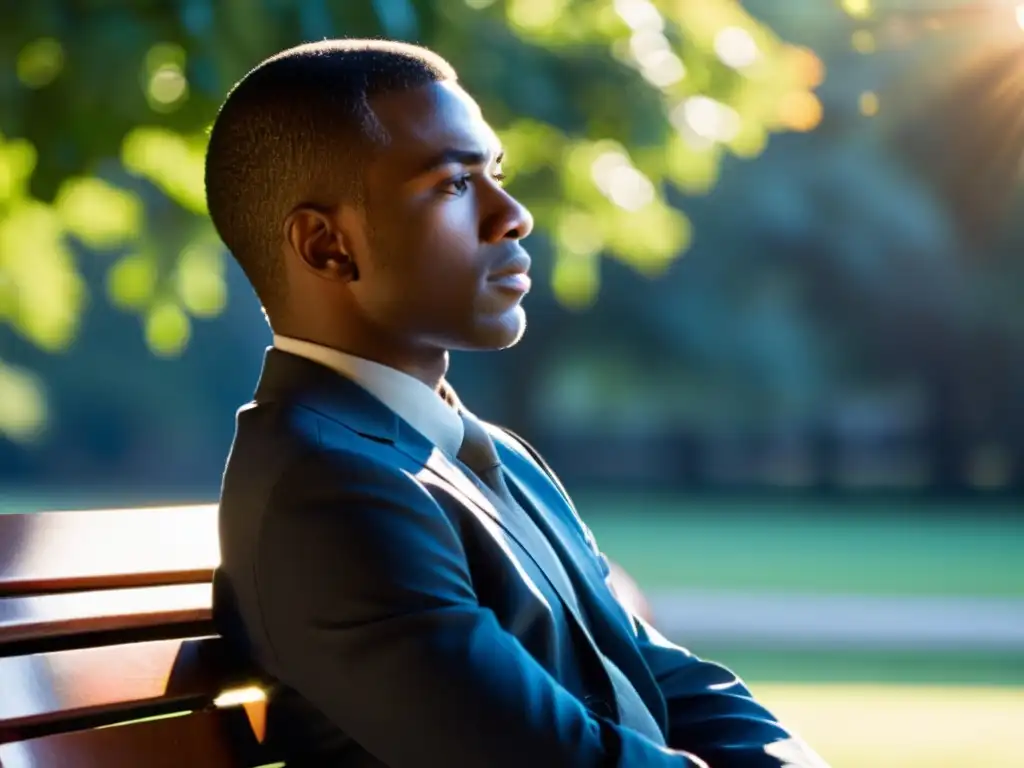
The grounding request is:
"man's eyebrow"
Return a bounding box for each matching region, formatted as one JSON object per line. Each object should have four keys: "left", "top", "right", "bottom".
{"left": 416, "top": 147, "right": 504, "bottom": 175}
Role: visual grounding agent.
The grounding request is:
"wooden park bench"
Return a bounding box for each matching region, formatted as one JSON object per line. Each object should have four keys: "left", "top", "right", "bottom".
{"left": 0, "top": 504, "right": 276, "bottom": 767}
{"left": 0, "top": 503, "right": 653, "bottom": 767}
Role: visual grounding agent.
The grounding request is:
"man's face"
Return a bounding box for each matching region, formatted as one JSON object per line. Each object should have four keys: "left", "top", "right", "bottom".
{"left": 346, "top": 80, "right": 534, "bottom": 352}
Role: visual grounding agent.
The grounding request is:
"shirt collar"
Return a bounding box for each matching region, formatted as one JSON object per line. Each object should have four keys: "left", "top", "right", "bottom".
{"left": 272, "top": 335, "right": 465, "bottom": 457}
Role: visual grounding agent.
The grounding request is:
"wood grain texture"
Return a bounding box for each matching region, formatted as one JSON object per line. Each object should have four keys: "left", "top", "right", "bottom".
{"left": 0, "top": 708, "right": 250, "bottom": 768}
{"left": 0, "top": 637, "right": 258, "bottom": 743}
{"left": 0, "top": 584, "right": 212, "bottom": 645}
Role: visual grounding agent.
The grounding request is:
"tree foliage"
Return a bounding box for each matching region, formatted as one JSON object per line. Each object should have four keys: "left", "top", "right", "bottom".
{"left": 0, "top": 0, "right": 823, "bottom": 439}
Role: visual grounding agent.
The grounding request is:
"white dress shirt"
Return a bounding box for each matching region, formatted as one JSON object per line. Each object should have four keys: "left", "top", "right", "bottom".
{"left": 273, "top": 334, "right": 465, "bottom": 457}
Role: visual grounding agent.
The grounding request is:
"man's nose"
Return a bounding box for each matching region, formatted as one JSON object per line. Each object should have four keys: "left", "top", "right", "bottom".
{"left": 482, "top": 188, "right": 534, "bottom": 244}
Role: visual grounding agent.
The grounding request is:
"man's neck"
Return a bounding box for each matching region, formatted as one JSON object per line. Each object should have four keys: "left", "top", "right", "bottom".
{"left": 271, "top": 326, "right": 449, "bottom": 390}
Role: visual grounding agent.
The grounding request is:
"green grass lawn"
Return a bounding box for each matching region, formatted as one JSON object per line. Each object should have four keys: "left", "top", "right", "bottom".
{"left": 698, "top": 646, "right": 1024, "bottom": 687}
{"left": 579, "top": 493, "right": 1024, "bottom": 597}
{"left": 755, "top": 682, "right": 1024, "bottom": 768}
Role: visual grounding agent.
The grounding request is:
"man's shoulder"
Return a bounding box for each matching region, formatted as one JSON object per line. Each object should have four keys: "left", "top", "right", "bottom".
{"left": 232, "top": 396, "right": 353, "bottom": 446}
{"left": 222, "top": 399, "right": 412, "bottom": 516}
{"left": 231, "top": 397, "right": 402, "bottom": 463}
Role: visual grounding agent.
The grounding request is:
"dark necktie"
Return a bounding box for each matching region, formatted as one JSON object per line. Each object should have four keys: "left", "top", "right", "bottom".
{"left": 456, "top": 410, "right": 517, "bottom": 503}
{"left": 455, "top": 410, "right": 665, "bottom": 745}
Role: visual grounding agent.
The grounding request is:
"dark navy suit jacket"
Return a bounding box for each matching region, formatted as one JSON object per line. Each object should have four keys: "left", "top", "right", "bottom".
{"left": 213, "top": 349, "right": 826, "bottom": 767}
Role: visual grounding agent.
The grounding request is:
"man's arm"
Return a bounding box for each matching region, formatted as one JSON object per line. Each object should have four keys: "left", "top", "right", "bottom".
{"left": 254, "top": 451, "right": 707, "bottom": 768}
{"left": 628, "top": 615, "right": 829, "bottom": 767}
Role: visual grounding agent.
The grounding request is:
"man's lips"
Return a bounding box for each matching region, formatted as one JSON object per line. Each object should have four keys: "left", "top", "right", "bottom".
{"left": 488, "top": 271, "right": 532, "bottom": 294}
{"left": 488, "top": 250, "right": 532, "bottom": 294}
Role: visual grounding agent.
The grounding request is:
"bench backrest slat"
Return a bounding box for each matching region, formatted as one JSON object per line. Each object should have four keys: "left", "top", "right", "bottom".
{"left": 0, "top": 584, "right": 212, "bottom": 652}
{"left": 0, "top": 637, "right": 260, "bottom": 743}
{"left": 0, "top": 707, "right": 263, "bottom": 768}
{"left": 0, "top": 506, "right": 218, "bottom": 596}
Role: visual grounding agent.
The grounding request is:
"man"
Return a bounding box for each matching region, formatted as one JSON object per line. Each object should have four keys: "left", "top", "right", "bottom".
{"left": 208, "top": 39, "right": 828, "bottom": 767}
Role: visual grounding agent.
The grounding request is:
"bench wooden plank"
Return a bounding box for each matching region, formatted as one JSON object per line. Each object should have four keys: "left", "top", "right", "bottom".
{"left": 0, "top": 637, "right": 258, "bottom": 743}
{"left": 0, "top": 584, "right": 212, "bottom": 647}
{"left": 0, "top": 506, "right": 219, "bottom": 596}
{"left": 0, "top": 708, "right": 260, "bottom": 768}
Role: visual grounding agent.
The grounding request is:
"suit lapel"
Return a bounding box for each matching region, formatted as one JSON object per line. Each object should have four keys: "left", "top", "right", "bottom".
{"left": 393, "top": 442, "right": 586, "bottom": 617}
{"left": 496, "top": 435, "right": 670, "bottom": 728}
{"left": 499, "top": 449, "right": 633, "bottom": 631}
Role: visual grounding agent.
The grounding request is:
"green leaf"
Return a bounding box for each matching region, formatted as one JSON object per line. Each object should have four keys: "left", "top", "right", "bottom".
{"left": 55, "top": 177, "right": 143, "bottom": 250}
{"left": 144, "top": 301, "right": 191, "bottom": 357}
{"left": 16, "top": 37, "right": 65, "bottom": 89}
{"left": 0, "top": 136, "right": 38, "bottom": 203}
{"left": 174, "top": 242, "right": 227, "bottom": 318}
{"left": 0, "top": 200, "right": 85, "bottom": 350}
{"left": 602, "top": 202, "right": 691, "bottom": 276}
{"left": 107, "top": 253, "right": 159, "bottom": 311}
{"left": 551, "top": 251, "right": 599, "bottom": 310}
{"left": 507, "top": 0, "right": 571, "bottom": 33}
{"left": 143, "top": 43, "right": 191, "bottom": 114}
{"left": 497, "top": 120, "right": 565, "bottom": 181}
{"left": 664, "top": 134, "right": 722, "bottom": 195}
{"left": 556, "top": 210, "right": 605, "bottom": 258}
{"left": 0, "top": 360, "right": 47, "bottom": 441}
{"left": 121, "top": 127, "right": 208, "bottom": 214}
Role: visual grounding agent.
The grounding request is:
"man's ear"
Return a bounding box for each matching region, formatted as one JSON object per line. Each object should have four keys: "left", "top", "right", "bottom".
{"left": 283, "top": 205, "right": 359, "bottom": 281}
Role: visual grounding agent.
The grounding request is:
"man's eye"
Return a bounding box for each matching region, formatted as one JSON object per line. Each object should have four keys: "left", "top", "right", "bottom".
{"left": 444, "top": 175, "right": 471, "bottom": 195}
{"left": 442, "top": 170, "right": 506, "bottom": 195}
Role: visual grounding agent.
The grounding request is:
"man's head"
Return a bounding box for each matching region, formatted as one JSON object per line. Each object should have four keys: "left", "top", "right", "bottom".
{"left": 205, "top": 39, "right": 534, "bottom": 372}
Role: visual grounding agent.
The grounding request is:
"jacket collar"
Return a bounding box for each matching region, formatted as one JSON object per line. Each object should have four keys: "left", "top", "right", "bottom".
{"left": 254, "top": 347, "right": 434, "bottom": 460}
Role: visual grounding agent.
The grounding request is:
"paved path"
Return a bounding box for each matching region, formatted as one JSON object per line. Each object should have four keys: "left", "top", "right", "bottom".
{"left": 650, "top": 590, "right": 1024, "bottom": 651}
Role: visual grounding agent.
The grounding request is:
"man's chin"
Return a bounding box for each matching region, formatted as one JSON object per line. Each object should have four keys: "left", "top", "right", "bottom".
{"left": 451, "top": 307, "right": 527, "bottom": 352}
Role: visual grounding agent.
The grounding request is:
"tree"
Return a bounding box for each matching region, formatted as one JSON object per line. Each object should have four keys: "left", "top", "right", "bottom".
{"left": 0, "top": 0, "right": 822, "bottom": 440}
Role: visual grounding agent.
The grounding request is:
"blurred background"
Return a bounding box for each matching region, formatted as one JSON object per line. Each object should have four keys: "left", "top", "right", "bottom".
{"left": 2, "top": 0, "right": 1023, "bottom": 764}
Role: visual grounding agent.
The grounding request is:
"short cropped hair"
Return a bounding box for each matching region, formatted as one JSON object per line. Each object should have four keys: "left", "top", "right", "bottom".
{"left": 204, "top": 39, "right": 457, "bottom": 311}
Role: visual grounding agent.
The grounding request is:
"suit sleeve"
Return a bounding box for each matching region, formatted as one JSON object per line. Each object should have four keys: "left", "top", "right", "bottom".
{"left": 253, "top": 451, "right": 708, "bottom": 768}
{"left": 629, "top": 616, "right": 830, "bottom": 767}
